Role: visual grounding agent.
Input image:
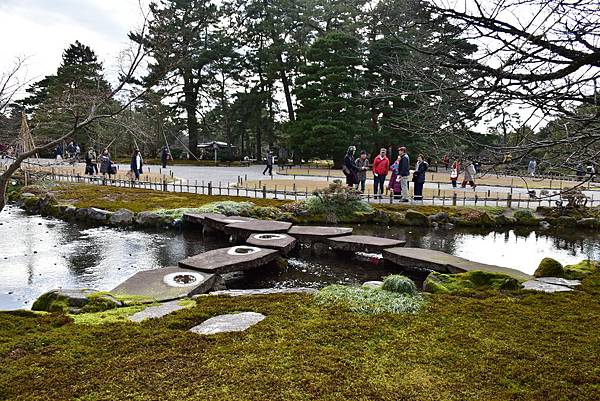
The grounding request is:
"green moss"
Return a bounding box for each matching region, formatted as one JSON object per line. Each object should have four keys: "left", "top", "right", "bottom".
{"left": 564, "top": 260, "right": 600, "bottom": 280}
{"left": 70, "top": 305, "right": 149, "bottom": 325}
{"left": 31, "top": 291, "right": 69, "bottom": 313}
{"left": 513, "top": 209, "right": 538, "bottom": 226}
{"left": 50, "top": 184, "right": 289, "bottom": 213}
{"left": 381, "top": 275, "right": 417, "bottom": 295}
{"left": 534, "top": 258, "right": 565, "bottom": 278}
{"left": 423, "top": 271, "right": 521, "bottom": 295}
{"left": 404, "top": 210, "right": 429, "bottom": 226}
{"left": 2, "top": 292, "right": 600, "bottom": 400}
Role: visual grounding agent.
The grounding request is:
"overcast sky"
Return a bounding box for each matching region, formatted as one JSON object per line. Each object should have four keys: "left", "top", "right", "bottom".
{"left": 0, "top": 0, "right": 148, "bottom": 88}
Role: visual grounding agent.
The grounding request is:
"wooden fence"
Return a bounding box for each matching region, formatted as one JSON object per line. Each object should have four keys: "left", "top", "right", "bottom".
{"left": 13, "top": 167, "right": 596, "bottom": 209}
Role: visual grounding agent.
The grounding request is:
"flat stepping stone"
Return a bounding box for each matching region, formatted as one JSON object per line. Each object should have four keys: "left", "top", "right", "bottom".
{"left": 129, "top": 300, "right": 186, "bottom": 322}
{"left": 111, "top": 267, "right": 217, "bottom": 302}
{"left": 179, "top": 246, "right": 279, "bottom": 274}
{"left": 328, "top": 235, "right": 406, "bottom": 253}
{"left": 203, "top": 214, "right": 255, "bottom": 233}
{"left": 206, "top": 287, "right": 317, "bottom": 297}
{"left": 246, "top": 233, "right": 297, "bottom": 255}
{"left": 182, "top": 212, "right": 212, "bottom": 225}
{"left": 288, "top": 225, "right": 352, "bottom": 243}
{"left": 189, "top": 312, "right": 265, "bottom": 335}
{"left": 382, "top": 247, "right": 531, "bottom": 281}
{"left": 522, "top": 280, "right": 574, "bottom": 293}
{"left": 224, "top": 220, "right": 293, "bottom": 241}
{"left": 536, "top": 277, "right": 581, "bottom": 288}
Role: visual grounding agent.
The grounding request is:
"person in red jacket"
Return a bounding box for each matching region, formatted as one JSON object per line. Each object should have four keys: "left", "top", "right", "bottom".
{"left": 372, "top": 148, "right": 390, "bottom": 198}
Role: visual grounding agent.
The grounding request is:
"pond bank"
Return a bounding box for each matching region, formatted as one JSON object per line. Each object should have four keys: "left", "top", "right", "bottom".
{"left": 8, "top": 181, "right": 600, "bottom": 231}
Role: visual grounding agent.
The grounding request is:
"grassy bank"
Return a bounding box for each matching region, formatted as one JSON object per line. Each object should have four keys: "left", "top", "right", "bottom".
{"left": 1, "top": 290, "right": 600, "bottom": 400}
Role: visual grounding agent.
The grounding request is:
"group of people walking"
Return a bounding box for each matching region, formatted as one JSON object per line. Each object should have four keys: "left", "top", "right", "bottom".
{"left": 343, "top": 146, "right": 480, "bottom": 202}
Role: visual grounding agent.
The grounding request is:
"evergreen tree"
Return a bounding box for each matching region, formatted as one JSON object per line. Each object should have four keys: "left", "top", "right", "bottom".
{"left": 287, "top": 31, "right": 367, "bottom": 164}
{"left": 22, "top": 41, "right": 114, "bottom": 145}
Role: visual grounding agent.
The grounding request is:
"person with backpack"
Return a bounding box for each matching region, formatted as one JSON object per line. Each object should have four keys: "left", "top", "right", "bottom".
{"left": 372, "top": 148, "right": 389, "bottom": 199}
{"left": 413, "top": 154, "right": 429, "bottom": 201}
{"left": 342, "top": 146, "right": 359, "bottom": 188}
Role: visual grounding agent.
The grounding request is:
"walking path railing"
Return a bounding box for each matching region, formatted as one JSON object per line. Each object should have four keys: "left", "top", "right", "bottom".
{"left": 4, "top": 162, "right": 597, "bottom": 209}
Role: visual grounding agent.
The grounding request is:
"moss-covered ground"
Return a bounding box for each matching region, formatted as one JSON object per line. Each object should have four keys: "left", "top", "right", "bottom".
{"left": 50, "top": 183, "right": 289, "bottom": 212}
{"left": 1, "top": 290, "right": 600, "bottom": 400}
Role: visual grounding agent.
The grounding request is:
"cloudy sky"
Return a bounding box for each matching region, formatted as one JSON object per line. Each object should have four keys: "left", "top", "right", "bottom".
{"left": 0, "top": 0, "right": 148, "bottom": 88}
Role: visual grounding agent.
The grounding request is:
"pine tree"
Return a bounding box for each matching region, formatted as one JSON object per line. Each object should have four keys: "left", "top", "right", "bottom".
{"left": 287, "top": 31, "right": 367, "bottom": 165}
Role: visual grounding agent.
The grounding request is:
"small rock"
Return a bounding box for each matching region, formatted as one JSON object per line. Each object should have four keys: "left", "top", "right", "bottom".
{"left": 190, "top": 312, "right": 266, "bottom": 335}
{"left": 539, "top": 221, "right": 551, "bottom": 230}
{"left": 362, "top": 281, "right": 383, "bottom": 289}
{"left": 522, "top": 280, "right": 573, "bottom": 293}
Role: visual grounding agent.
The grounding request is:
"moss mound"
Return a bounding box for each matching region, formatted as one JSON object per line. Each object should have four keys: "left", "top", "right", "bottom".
{"left": 534, "top": 258, "right": 565, "bottom": 278}
{"left": 381, "top": 275, "right": 417, "bottom": 295}
{"left": 564, "top": 260, "right": 600, "bottom": 280}
{"left": 423, "top": 271, "right": 521, "bottom": 295}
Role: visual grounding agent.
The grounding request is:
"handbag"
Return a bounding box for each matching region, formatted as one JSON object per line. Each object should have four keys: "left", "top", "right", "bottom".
{"left": 450, "top": 169, "right": 458, "bottom": 179}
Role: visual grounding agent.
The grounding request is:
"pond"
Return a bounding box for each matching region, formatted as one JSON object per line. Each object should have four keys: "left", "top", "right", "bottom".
{"left": 1, "top": 206, "right": 599, "bottom": 310}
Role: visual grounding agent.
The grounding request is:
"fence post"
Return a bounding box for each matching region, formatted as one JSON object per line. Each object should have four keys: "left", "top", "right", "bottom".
{"left": 262, "top": 185, "right": 267, "bottom": 199}
{"left": 208, "top": 181, "right": 212, "bottom": 196}
{"left": 452, "top": 193, "right": 457, "bottom": 206}
{"left": 507, "top": 193, "right": 512, "bottom": 208}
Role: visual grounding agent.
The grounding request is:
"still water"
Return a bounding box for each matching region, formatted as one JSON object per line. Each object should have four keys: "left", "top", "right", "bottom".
{"left": 1, "top": 206, "right": 599, "bottom": 310}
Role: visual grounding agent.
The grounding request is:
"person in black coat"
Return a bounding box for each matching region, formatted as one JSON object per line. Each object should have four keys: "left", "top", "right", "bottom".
{"left": 343, "top": 146, "right": 360, "bottom": 187}
{"left": 161, "top": 146, "right": 170, "bottom": 168}
{"left": 413, "top": 154, "right": 429, "bottom": 201}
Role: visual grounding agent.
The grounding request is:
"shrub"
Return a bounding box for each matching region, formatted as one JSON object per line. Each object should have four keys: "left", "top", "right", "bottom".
{"left": 198, "top": 201, "right": 256, "bottom": 216}
{"left": 534, "top": 258, "right": 564, "bottom": 278}
{"left": 423, "top": 271, "right": 521, "bottom": 295}
{"left": 315, "top": 285, "right": 425, "bottom": 315}
{"left": 305, "top": 180, "right": 373, "bottom": 220}
{"left": 381, "top": 275, "right": 417, "bottom": 295}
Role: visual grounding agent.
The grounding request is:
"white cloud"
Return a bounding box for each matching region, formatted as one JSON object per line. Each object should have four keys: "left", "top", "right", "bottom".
{"left": 0, "top": 0, "right": 148, "bottom": 94}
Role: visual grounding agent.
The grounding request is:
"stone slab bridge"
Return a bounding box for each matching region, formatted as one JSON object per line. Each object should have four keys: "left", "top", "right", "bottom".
{"left": 108, "top": 213, "right": 531, "bottom": 303}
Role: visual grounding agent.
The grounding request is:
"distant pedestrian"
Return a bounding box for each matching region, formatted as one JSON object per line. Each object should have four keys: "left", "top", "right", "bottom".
{"left": 528, "top": 159, "right": 537, "bottom": 177}
{"left": 461, "top": 160, "right": 477, "bottom": 189}
{"left": 450, "top": 159, "right": 460, "bottom": 188}
{"left": 576, "top": 162, "right": 585, "bottom": 180}
{"left": 413, "top": 154, "right": 429, "bottom": 201}
{"left": 161, "top": 146, "right": 170, "bottom": 168}
{"left": 130, "top": 149, "right": 144, "bottom": 180}
{"left": 342, "top": 146, "right": 359, "bottom": 188}
{"left": 263, "top": 150, "right": 274, "bottom": 176}
{"left": 84, "top": 147, "right": 96, "bottom": 175}
{"left": 398, "top": 147, "right": 410, "bottom": 202}
{"left": 355, "top": 150, "right": 369, "bottom": 193}
{"left": 55, "top": 144, "right": 63, "bottom": 161}
{"left": 74, "top": 143, "right": 81, "bottom": 162}
{"left": 372, "top": 148, "right": 389, "bottom": 199}
{"left": 99, "top": 148, "right": 113, "bottom": 179}
{"left": 442, "top": 154, "right": 449, "bottom": 170}
{"left": 388, "top": 155, "right": 402, "bottom": 198}
{"left": 66, "top": 141, "right": 75, "bottom": 159}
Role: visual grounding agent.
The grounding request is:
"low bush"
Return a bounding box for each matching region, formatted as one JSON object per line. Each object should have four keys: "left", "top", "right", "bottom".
{"left": 381, "top": 275, "right": 418, "bottom": 295}
{"left": 315, "top": 284, "right": 425, "bottom": 315}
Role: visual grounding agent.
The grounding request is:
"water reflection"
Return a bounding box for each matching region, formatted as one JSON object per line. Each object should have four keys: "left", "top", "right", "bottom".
{"left": 1, "top": 206, "right": 599, "bottom": 310}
